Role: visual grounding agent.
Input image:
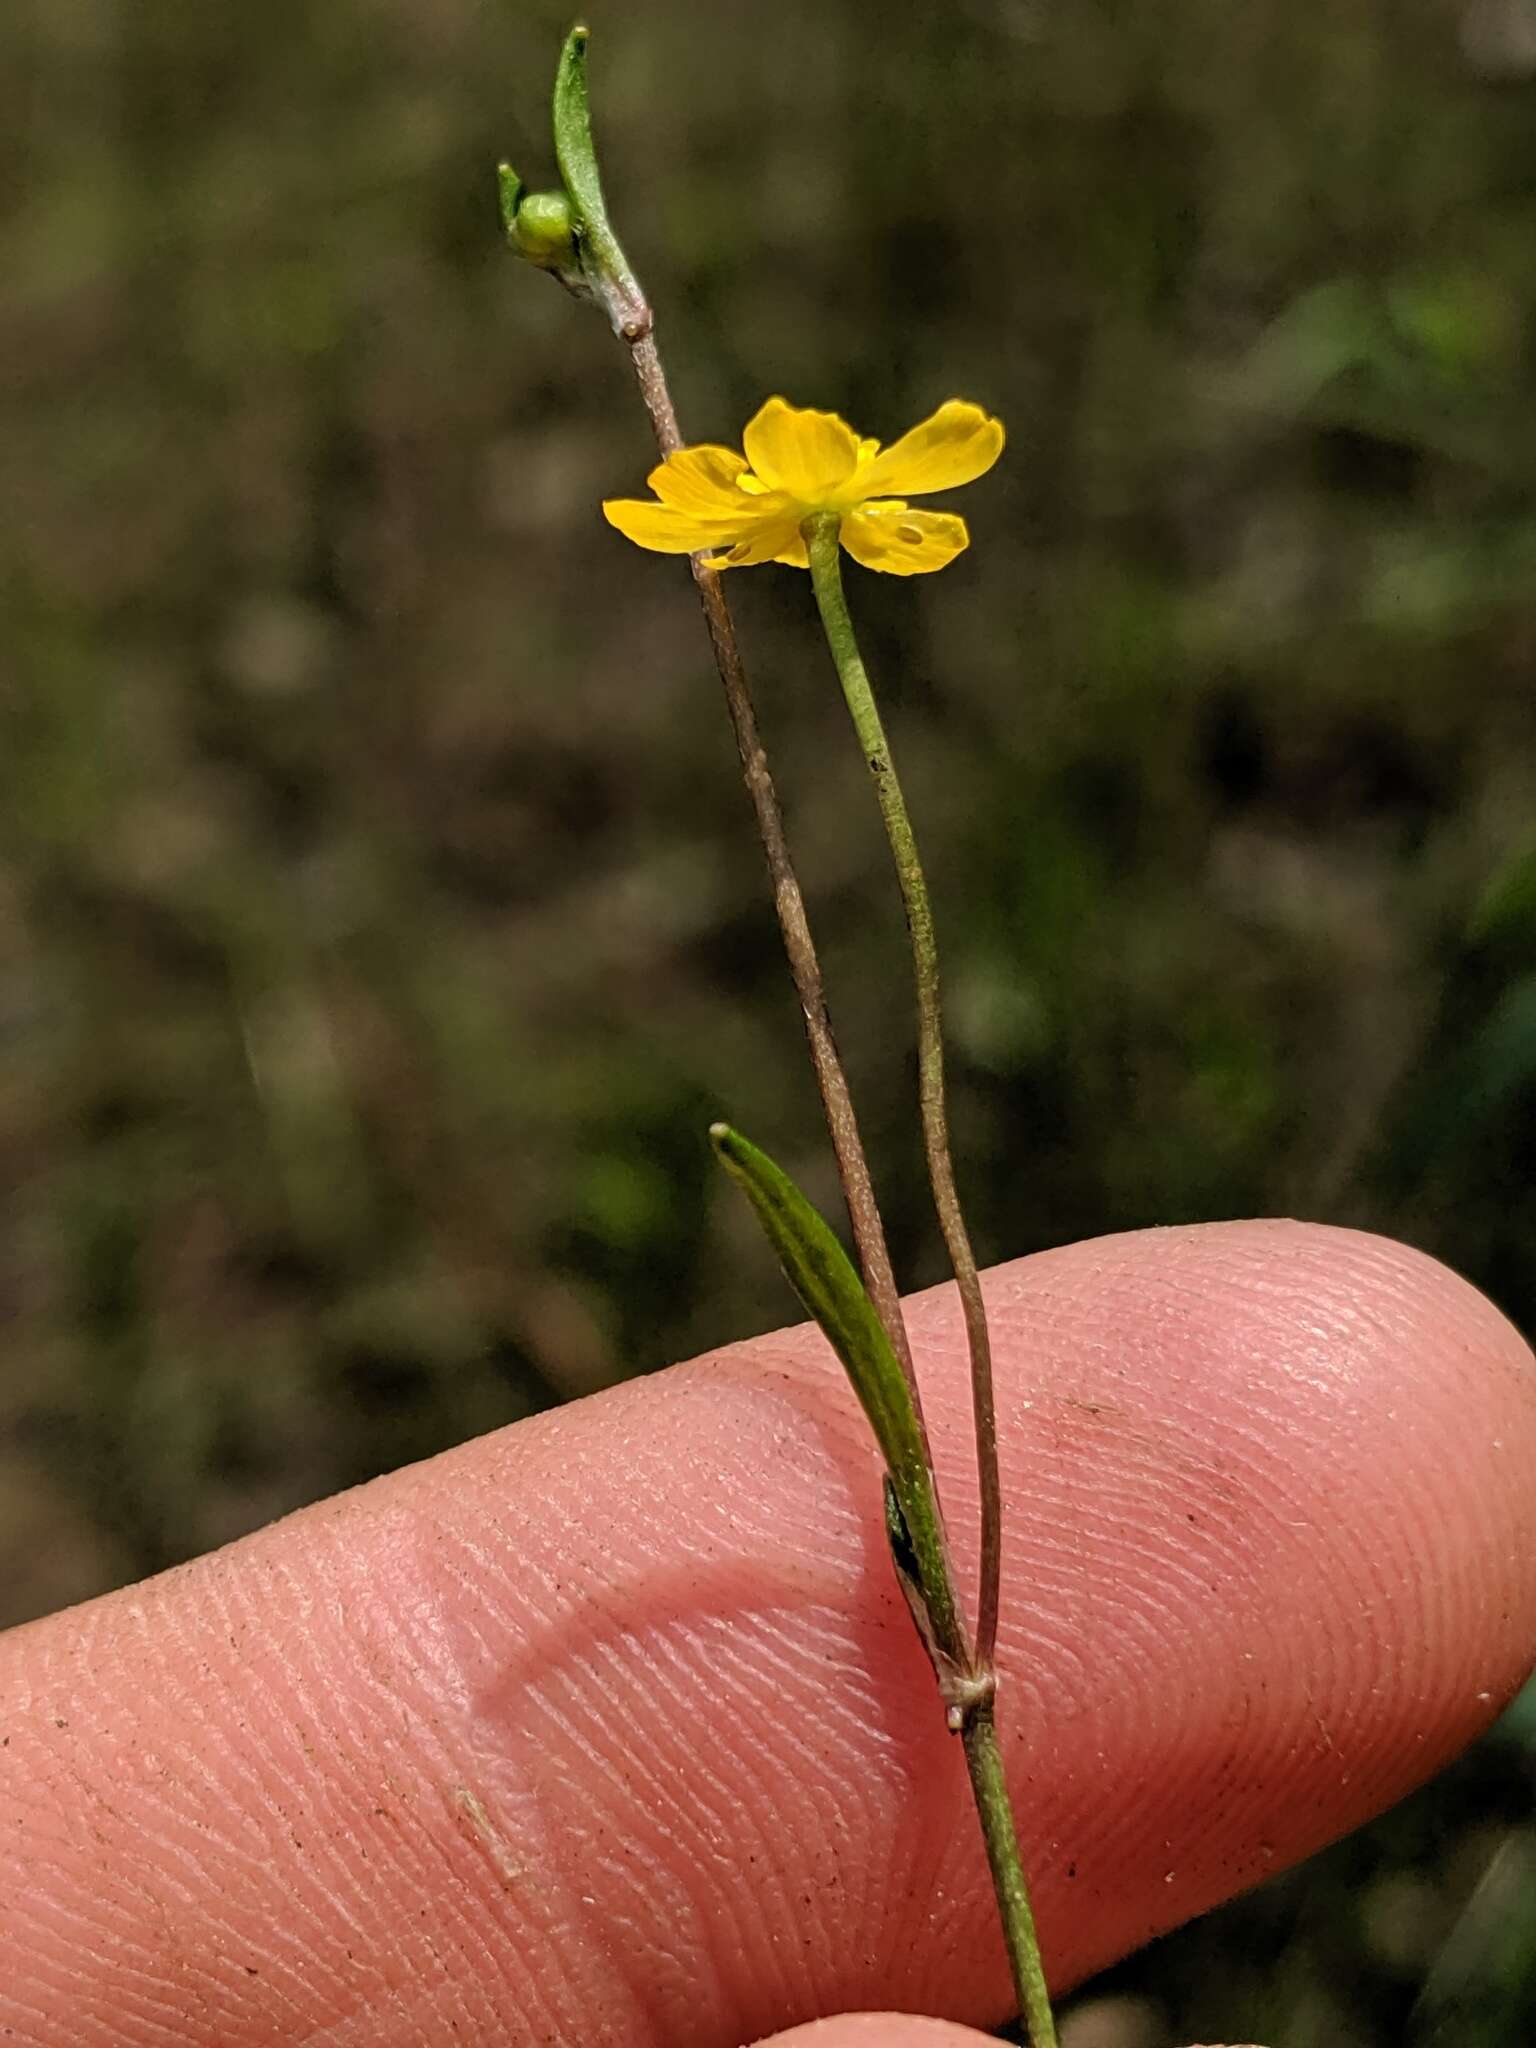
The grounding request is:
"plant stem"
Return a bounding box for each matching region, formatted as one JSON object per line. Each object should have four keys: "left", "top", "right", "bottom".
{"left": 804, "top": 512, "right": 1053, "bottom": 2046}
{"left": 963, "top": 1706, "right": 1060, "bottom": 2048}
{"left": 618, "top": 330, "right": 934, "bottom": 1443}
{"left": 803, "top": 513, "right": 1004, "bottom": 1672}
{"left": 520, "top": 35, "right": 1049, "bottom": 2035}
{"left": 539, "top": 26, "right": 927, "bottom": 1417}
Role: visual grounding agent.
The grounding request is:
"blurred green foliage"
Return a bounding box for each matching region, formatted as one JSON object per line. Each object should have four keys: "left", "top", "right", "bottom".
{"left": 5, "top": 0, "right": 1536, "bottom": 2039}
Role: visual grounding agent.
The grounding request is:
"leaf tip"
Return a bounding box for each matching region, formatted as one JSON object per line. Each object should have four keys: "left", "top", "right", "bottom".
{"left": 496, "top": 163, "right": 523, "bottom": 233}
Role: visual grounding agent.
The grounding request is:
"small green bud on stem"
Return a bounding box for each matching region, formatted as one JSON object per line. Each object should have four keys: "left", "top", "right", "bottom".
{"left": 495, "top": 29, "right": 649, "bottom": 337}
{"left": 498, "top": 163, "right": 585, "bottom": 296}
{"left": 511, "top": 189, "right": 578, "bottom": 269}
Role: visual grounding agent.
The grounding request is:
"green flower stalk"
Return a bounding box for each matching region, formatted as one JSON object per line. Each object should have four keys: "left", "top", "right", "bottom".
{"left": 802, "top": 512, "right": 1051, "bottom": 2048}
{"left": 800, "top": 509, "right": 1005, "bottom": 1675}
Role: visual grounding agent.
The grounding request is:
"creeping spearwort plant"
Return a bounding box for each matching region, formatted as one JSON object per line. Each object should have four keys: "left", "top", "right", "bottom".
{"left": 500, "top": 28, "right": 1057, "bottom": 2048}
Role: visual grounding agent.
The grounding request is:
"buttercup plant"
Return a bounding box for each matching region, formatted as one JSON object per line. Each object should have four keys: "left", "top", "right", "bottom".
{"left": 502, "top": 28, "right": 1055, "bottom": 2048}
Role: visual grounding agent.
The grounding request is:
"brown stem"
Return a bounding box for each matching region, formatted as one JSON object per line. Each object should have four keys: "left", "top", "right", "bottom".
{"left": 621, "top": 331, "right": 928, "bottom": 1429}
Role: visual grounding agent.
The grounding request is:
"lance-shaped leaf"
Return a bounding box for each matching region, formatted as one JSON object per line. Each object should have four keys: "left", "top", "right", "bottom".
{"left": 709, "top": 1122, "right": 965, "bottom": 1670}
{"left": 550, "top": 24, "right": 648, "bottom": 336}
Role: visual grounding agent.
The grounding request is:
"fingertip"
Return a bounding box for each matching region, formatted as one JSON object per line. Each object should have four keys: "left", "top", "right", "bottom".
{"left": 748, "top": 2018, "right": 996, "bottom": 2048}
{"left": 749, "top": 2015, "right": 1270, "bottom": 2048}
{"left": 4, "top": 1217, "right": 1530, "bottom": 2047}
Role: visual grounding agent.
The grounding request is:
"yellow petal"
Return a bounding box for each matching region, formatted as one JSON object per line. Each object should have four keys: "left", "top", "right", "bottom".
{"left": 603, "top": 498, "right": 740, "bottom": 553}
{"left": 854, "top": 400, "right": 1004, "bottom": 499}
{"left": 648, "top": 444, "right": 753, "bottom": 518}
{"left": 741, "top": 397, "right": 862, "bottom": 503}
{"left": 841, "top": 501, "right": 969, "bottom": 576}
{"left": 702, "top": 516, "right": 807, "bottom": 569}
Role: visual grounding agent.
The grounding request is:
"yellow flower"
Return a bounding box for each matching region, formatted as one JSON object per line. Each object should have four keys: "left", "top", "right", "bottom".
{"left": 602, "top": 396, "right": 1005, "bottom": 576}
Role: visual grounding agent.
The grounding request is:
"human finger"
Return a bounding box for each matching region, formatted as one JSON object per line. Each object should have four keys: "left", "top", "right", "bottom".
{"left": 1, "top": 1221, "right": 1532, "bottom": 2046}
{"left": 750, "top": 2020, "right": 1263, "bottom": 2048}
{"left": 749, "top": 2017, "right": 1004, "bottom": 2046}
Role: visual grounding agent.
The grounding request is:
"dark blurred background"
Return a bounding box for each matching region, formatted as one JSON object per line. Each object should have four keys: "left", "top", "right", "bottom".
{"left": 5, "top": 0, "right": 1536, "bottom": 2040}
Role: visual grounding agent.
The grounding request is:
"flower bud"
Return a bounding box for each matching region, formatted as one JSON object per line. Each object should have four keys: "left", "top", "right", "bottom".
{"left": 510, "top": 189, "right": 578, "bottom": 270}
{"left": 497, "top": 163, "right": 580, "bottom": 280}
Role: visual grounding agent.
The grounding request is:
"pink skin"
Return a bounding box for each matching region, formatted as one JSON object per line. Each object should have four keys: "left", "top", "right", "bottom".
{"left": 755, "top": 2027, "right": 1263, "bottom": 2048}
{"left": 1, "top": 1221, "right": 1534, "bottom": 2048}
{"left": 755, "top": 2022, "right": 1039, "bottom": 2047}
{"left": 755, "top": 2026, "right": 1261, "bottom": 2048}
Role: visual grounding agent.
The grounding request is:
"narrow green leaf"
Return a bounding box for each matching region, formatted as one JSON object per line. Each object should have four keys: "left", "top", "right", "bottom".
{"left": 709, "top": 1122, "right": 963, "bottom": 1664}
{"left": 710, "top": 1123, "right": 918, "bottom": 1470}
{"left": 550, "top": 24, "right": 647, "bottom": 335}
{"left": 496, "top": 162, "right": 525, "bottom": 238}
